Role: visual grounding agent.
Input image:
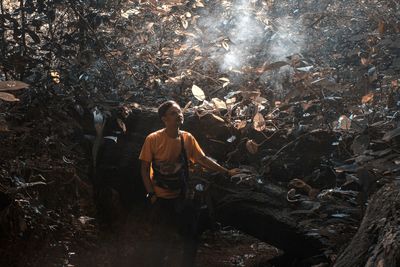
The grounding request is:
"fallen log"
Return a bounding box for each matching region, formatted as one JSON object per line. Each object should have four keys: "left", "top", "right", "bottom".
{"left": 211, "top": 182, "right": 324, "bottom": 260}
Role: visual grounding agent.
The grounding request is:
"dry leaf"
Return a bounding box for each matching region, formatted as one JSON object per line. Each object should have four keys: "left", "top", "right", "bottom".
{"left": 260, "top": 61, "right": 288, "bottom": 72}
{"left": 211, "top": 98, "right": 227, "bottom": 110}
{"left": 173, "top": 44, "right": 189, "bottom": 56}
{"left": 337, "top": 115, "right": 351, "bottom": 130}
{"left": 219, "top": 77, "right": 230, "bottom": 88}
{"left": 234, "top": 120, "right": 247, "bottom": 130}
{"left": 0, "top": 92, "right": 19, "bottom": 102}
{"left": 181, "top": 18, "right": 188, "bottom": 29}
{"left": 378, "top": 20, "right": 385, "bottom": 35}
{"left": 195, "top": 0, "right": 204, "bottom": 7}
{"left": 361, "top": 92, "right": 374, "bottom": 104}
{"left": 165, "top": 76, "right": 182, "bottom": 84}
{"left": 222, "top": 41, "right": 229, "bottom": 51}
{"left": 0, "top": 81, "right": 29, "bottom": 92}
{"left": 241, "top": 91, "right": 260, "bottom": 100}
{"left": 146, "top": 22, "right": 155, "bottom": 32}
{"left": 254, "top": 96, "right": 268, "bottom": 104}
{"left": 246, "top": 140, "right": 259, "bottom": 154}
{"left": 50, "top": 70, "right": 60, "bottom": 84}
{"left": 211, "top": 114, "right": 225, "bottom": 122}
{"left": 253, "top": 113, "right": 266, "bottom": 131}
{"left": 226, "top": 97, "right": 236, "bottom": 105}
{"left": 361, "top": 57, "right": 369, "bottom": 66}
{"left": 174, "top": 30, "right": 197, "bottom": 38}
{"left": 117, "top": 118, "right": 126, "bottom": 133}
{"left": 192, "top": 84, "right": 205, "bottom": 101}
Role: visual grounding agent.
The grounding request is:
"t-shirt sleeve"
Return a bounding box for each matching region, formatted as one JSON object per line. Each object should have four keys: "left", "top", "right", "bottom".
{"left": 187, "top": 133, "right": 205, "bottom": 163}
{"left": 139, "top": 134, "right": 154, "bottom": 163}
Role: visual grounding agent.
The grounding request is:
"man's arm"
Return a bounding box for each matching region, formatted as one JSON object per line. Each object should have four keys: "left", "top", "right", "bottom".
{"left": 196, "top": 155, "right": 240, "bottom": 176}
{"left": 141, "top": 161, "right": 157, "bottom": 203}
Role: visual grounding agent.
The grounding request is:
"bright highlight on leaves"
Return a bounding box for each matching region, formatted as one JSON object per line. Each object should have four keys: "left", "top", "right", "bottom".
{"left": 219, "top": 77, "right": 230, "bottom": 88}
{"left": 0, "top": 81, "right": 29, "bottom": 91}
{"left": 181, "top": 18, "right": 189, "bottom": 29}
{"left": 337, "top": 115, "right": 351, "bottom": 130}
{"left": 211, "top": 98, "right": 227, "bottom": 110}
{"left": 0, "top": 80, "right": 29, "bottom": 102}
{"left": 192, "top": 84, "right": 205, "bottom": 101}
{"left": 361, "top": 92, "right": 374, "bottom": 104}
{"left": 234, "top": 120, "right": 247, "bottom": 130}
{"left": 50, "top": 71, "right": 60, "bottom": 84}
{"left": 246, "top": 139, "right": 259, "bottom": 154}
{"left": 117, "top": 118, "right": 126, "bottom": 133}
{"left": 222, "top": 41, "right": 229, "bottom": 51}
{"left": 0, "top": 92, "right": 20, "bottom": 102}
{"left": 253, "top": 113, "right": 266, "bottom": 131}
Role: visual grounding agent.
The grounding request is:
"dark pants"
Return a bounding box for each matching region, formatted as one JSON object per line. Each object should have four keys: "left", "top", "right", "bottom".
{"left": 146, "top": 198, "right": 200, "bottom": 267}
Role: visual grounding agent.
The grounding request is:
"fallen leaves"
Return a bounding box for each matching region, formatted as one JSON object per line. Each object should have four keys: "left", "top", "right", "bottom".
{"left": 246, "top": 139, "right": 259, "bottom": 154}
{"left": 361, "top": 92, "right": 374, "bottom": 104}
{"left": 192, "top": 84, "right": 206, "bottom": 101}
{"left": 0, "top": 92, "right": 20, "bottom": 102}
{"left": 0, "top": 81, "right": 29, "bottom": 102}
{"left": 253, "top": 113, "right": 266, "bottom": 132}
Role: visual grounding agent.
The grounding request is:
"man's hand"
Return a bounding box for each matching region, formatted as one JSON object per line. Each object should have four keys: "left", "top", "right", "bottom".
{"left": 150, "top": 195, "right": 157, "bottom": 204}
{"left": 146, "top": 191, "right": 157, "bottom": 204}
{"left": 227, "top": 168, "right": 241, "bottom": 177}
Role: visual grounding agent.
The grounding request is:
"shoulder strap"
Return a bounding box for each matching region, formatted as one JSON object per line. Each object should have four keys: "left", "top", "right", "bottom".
{"left": 179, "top": 132, "right": 189, "bottom": 171}
{"left": 179, "top": 132, "right": 189, "bottom": 195}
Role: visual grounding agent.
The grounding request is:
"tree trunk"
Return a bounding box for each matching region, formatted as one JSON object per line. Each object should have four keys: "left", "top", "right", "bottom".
{"left": 334, "top": 181, "right": 400, "bottom": 267}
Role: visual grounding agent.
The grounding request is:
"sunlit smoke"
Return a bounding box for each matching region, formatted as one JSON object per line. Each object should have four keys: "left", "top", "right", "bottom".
{"left": 219, "top": 0, "right": 264, "bottom": 71}
{"left": 183, "top": 0, "right": 305, "bottom": 89}
{"left": 268, "top": 16, "right": 305, "bottom": 61}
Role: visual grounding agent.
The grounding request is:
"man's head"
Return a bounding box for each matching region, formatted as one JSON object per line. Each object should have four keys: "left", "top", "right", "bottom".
{"left": 158, "top": 100, "right": 184, "bottom": 128}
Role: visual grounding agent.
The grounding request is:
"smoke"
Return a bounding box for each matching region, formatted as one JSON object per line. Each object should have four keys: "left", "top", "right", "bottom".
{"left": 269, "top": 16, "right": 305, "bottom": 60}
{"left": 182, "top": 0, "right": 305, "bottom": 89}
{"left": 219, "top": 0, "right": 264, "bottom": 71}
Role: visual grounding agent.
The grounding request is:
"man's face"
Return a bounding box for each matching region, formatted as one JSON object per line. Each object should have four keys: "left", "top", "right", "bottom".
{"left": 162, "top": 103, "right": 184, "bottom": 128}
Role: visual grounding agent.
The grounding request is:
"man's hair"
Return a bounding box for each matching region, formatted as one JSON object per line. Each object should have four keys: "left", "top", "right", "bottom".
{"left": 158, "top": 100, "right": 179, "bottom": 119}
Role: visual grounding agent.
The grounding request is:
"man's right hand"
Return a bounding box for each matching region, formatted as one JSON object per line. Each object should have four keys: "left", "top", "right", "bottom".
{"left": 150, "top": 195, "right": 157, "bottom": 204}
{"left": 146, "top": 191, "right": 157, "bottom": 204}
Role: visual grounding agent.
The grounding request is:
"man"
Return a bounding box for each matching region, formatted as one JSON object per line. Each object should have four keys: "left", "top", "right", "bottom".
{"left": 139, "top": 100, "right": 240, "bottom": 266}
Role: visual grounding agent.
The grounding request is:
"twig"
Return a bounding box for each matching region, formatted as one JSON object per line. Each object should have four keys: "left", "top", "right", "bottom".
{"left": 307, "top": 14, "right": 326, "bottom": 28}
{"left": 6, "top": 182, "right": 47, "bottom": 195}
{"left": 266, "top": 132, "right": 311, "bottom": 166}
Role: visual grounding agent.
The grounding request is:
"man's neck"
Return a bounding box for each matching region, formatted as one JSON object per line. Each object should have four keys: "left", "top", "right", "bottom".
{"left": 165, "top": 127, "right": 180, "bottom": 138}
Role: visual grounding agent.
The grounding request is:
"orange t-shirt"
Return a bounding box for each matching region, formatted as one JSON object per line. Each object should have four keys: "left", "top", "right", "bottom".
{"left": 139, "top": 129, "right": 205, "bottom": 199}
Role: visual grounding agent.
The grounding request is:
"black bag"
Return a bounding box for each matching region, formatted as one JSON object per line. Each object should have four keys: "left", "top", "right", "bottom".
{"left": 152, "top": 133, "right": 189, "bottom": 193}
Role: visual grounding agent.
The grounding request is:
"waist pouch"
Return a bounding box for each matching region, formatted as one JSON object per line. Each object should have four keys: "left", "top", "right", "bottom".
{"left": 153, "top": 168, "right": 185, "bottom": 190}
